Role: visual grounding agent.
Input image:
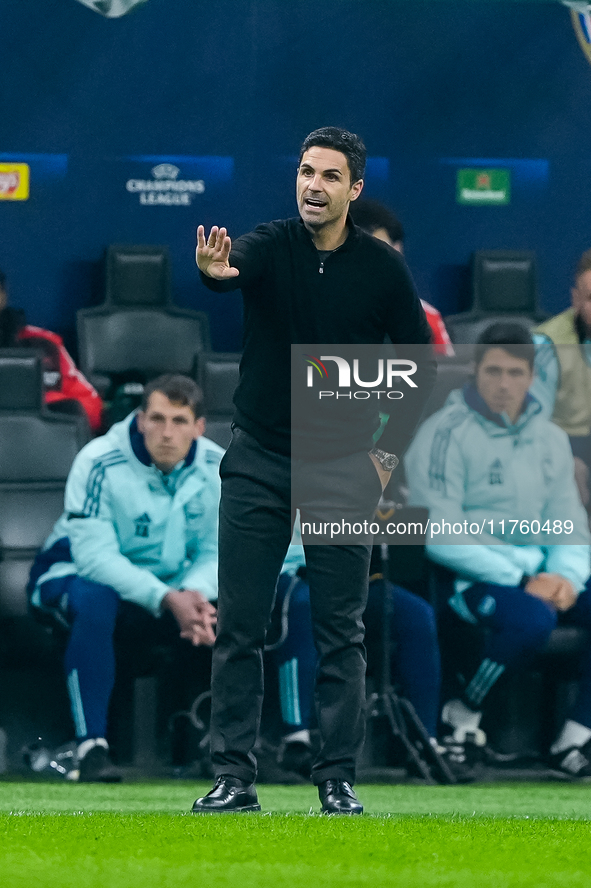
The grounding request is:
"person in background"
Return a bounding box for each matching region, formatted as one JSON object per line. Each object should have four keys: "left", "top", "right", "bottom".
{"left": 533, "top": 247, "right": 591, "bottom": 504}
{"left": 405, "top": 323, "right": 591, "bottom": 778}
{"left": 28, "top": 374, "right": 221, "bottom": 781}
{"left": 349, "top": 199, "right": 454, "bottom": 357}
{"left": 0, "top": 268, "right": 102, "bottom": 432}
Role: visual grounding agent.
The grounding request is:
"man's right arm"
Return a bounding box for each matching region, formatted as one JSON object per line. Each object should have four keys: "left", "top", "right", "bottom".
{"left": 196, "top": 223, "right": 273, "bottom": 293}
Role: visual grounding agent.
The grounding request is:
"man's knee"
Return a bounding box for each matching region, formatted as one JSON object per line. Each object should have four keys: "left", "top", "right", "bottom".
{"left": 499, "top": 588, "right": 557, "bottom": 650}
{"left": 524, "top": 597, "right": 558, "bottom": 648}
{"left": 63, "top": 576, "right": 119, "bottom": 630}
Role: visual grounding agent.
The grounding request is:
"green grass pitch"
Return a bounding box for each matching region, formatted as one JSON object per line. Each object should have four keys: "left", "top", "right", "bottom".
{"left": 2, "top": 780, "right": 591, "bottom": 887}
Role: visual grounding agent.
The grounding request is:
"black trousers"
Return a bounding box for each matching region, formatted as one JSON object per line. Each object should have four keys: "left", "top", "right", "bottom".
{"left": 210, "top": 428, "right": 379, "bottom": 785}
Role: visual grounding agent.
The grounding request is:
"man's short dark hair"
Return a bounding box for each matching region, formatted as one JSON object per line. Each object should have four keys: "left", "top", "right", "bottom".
{"left": 575, "top": 248, "right": 591, "bottom": 281}
{"left": 349, "top": 199, "right": 404, "bottom": 243}
{"left": 141, "top": 374, "right": 204, "bottom": 418}
{"left": 299, "top": 127, "right": 366, "bottom": 184}
{"left": 474, "top": 322, "right": 535, "bottom": 371}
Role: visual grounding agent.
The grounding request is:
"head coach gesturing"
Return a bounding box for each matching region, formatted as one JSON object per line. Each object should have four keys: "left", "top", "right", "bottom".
{"left": 192, "top": 127, "right": 436, "bottom": 815}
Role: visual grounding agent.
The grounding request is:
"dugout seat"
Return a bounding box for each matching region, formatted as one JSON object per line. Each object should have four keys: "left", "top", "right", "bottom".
{"left": 0, "top": 350, "right": 90, "bottom": 622}
{"left": 105, "top": 243, "right": 171, "bottom": 307}
{"left": 444, "top": 250, "right": 548, "bottom": 344}
{"left": 0, "top": 350, "right": 92, "bottom": 767}
{"left": 77, "top": 244, "right": 211, "bottom": 399}
{"left": 197, "top": 352, "right": 241, "bottom": 449}
{"left": 420, "top": 358, "right": 472, "bottom": 419}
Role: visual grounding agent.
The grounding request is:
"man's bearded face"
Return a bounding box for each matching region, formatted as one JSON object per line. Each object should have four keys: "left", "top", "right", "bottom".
{"left": 572, "top": 269, "right": 591, "bottom": 335}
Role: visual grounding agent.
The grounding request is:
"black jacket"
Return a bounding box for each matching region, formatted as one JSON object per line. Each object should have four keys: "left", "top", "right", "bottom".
{"left": 200, "top": 217, "right": 436, "bottom": 458}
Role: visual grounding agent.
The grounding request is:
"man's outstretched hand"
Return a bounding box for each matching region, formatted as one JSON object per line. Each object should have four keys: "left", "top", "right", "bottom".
{"left": 196, "top": 225, "right": 240, "bottom": 280}
{"left": 162, "top": 588, "right": 217, "bottom": 646}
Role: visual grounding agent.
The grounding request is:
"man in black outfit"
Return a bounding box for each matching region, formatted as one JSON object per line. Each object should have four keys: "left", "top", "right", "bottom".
{"left": 191, "top": 127, "right": 435, "bottom": 815}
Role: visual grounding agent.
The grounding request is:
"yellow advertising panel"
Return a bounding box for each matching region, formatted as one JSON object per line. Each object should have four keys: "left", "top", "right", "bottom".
{"left": 0, "top": 164, "right": 30, "bottom": 200}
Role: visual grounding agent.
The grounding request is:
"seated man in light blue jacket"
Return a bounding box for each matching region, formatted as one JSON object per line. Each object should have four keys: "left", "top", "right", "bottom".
{"left": 405, "top": 323, "right": 591, "bottom": 777}
{"left": 29, "top": 374, "right": 223, "bottom": 782}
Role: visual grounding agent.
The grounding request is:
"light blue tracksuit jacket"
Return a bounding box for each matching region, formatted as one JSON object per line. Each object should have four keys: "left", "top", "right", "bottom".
{"left": 30, "top": 411, "right": 223, "bottom": 616}
{"left": 404, "top": 384, "right": 591, "bottom": 594}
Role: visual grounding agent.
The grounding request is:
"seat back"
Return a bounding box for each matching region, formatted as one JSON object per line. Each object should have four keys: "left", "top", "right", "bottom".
{"left": 77, "top": 307, "right": 211, "bottom": 393}
{"left": 78, "top": 243, "right": 211, "bottom": 396}
{"left": 443, "top": 313, "right": 539, "bottom": 346}
{"left": 0, "top": 349, "right": 43, "bottom": 410}
{"left": 197, "top": 352, "right": 240, "bottom": 449}
{"left": 0, "top": 484, "right": 66, "bottom": 550}
{"left": 421, "top": 360, "right": 472, "bottom": 419}
{"left": 472, "top": 250, "right": 539, "bottom": 315}
{"left": 0, "top": 412, "right": 85, "bottom": 481}
{"left": 197, "top": 352, "right": 240, "bottom": 417}
{"left": 0, "top": 351, "right": 88, "bottom": 617}
{"left": 106, "top": 244, "right": 171, "bottom": 307}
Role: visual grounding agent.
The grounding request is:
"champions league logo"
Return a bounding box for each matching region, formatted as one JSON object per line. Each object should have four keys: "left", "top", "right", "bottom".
{"left": 74, "top": 0, "right": 148, "bottom": 18}
{"left": 126, "top": 163, "right": 205, "bottom": 206}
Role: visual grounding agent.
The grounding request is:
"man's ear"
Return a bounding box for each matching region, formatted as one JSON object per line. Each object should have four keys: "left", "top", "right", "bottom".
{"left": 194, "top": 416, "right": 206, "bottom": 439}
{"left": 137, "top": 411, "right": 146, "bottom": 434}
{"left": 350, "top": 179, "right": 364, "bottom": 202}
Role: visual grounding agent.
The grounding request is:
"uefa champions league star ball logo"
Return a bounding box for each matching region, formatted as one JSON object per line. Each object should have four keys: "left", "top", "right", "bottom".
{"left": 125, "top": 163, "right": 205, "bottom": 206}
{"left": 74, "top": 0, "right": 149, "bottom": 18}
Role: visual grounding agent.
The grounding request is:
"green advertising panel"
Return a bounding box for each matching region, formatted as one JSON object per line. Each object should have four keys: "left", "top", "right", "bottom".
{"left": 457, "top": 168, "right": 511, "bottom": 205}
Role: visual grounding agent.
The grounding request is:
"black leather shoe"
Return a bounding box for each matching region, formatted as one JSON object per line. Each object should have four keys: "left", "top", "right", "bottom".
{"left": 191, "top": 776, "right": 261, "bottom": 814}
{"left": 318, "top": 779, "right": 363, "bottom": 815}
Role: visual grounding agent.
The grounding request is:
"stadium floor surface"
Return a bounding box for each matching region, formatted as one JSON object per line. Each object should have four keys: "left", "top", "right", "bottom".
{"left": 2, "top": 780, "right": 591, "bottom": 887}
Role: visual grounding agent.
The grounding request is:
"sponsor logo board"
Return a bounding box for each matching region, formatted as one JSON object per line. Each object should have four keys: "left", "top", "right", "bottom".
{"left": 0, "top": 164, "right": 30, "bottom": 200}
{"left": 457, "top": 168, "right": 510, "bottom": 205}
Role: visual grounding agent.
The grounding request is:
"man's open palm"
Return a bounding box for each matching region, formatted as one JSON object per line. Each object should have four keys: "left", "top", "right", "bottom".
{"left": 196, "top": 225, "right": 240, "bottom": 280}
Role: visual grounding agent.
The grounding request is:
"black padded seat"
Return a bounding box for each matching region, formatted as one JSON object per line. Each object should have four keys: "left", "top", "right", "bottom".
{"left": 0, "top": 414, "right": 84, "bottom": 481}
{"left": 444, "top": 250, "right": 548, "bottom": 346}
{"left": 0, "top": 349, "right": 43, "bottom": 410}
{"left": 105, "top": 244, "right": 171, "bottom": 307}
{"left": 77, "top": 244, "right": 211, "bottom": 398}
{"left": 197, "top": 352, "right": 241, "bottom": 449}
{"left": 0, "top": 350, "right": 89, "bottom": 618}
{"left": 197, "top": 352, "right": 240, "bottom": 416}
{"left": 443, "top": 314, "right": 539, "bottom": 346}
{"left": 421, "top": 359, "right": 472, "bottom": 419}
{"left": 202, "top": 420, "right": 233, "bottom": 450}
{"left": 77, "top": 307, "right": 211, "bottom": 395}
{"left": 471, "top": 250, "right": 540, "bottom": 316}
